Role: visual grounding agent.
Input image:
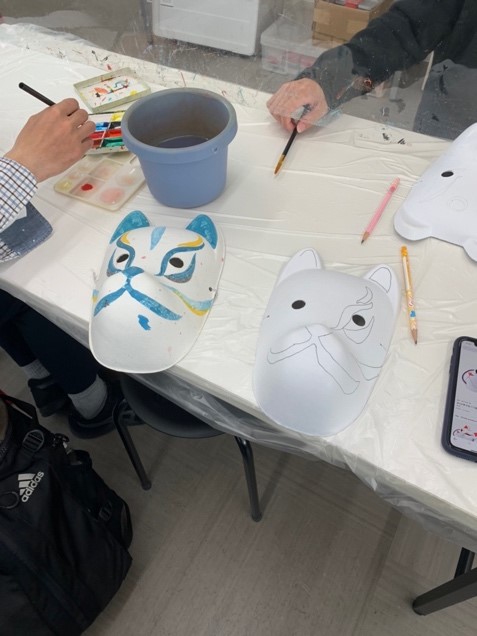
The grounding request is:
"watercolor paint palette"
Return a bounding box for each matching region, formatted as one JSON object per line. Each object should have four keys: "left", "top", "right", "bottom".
{"left": 54, "top": 152, "right": 145, "bottom": 211}
{"left": 88, "top": 111, "right": 126, "bottom": 154}
{"left": 74, "top": 68, "right": 150, "bottom": 113}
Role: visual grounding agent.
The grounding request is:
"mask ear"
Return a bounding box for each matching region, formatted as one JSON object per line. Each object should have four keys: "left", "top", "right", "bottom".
{"left": 364, "top": 264, "right": 400, "bottom": 313}
{"left": 186, "top": 214, "right": 218, "bottom": 248}
{"left": 110, "top": 210, "right": 151, "bottom": 244}
{"left": 276, "top": 248, "right": 323, "bottom": 285}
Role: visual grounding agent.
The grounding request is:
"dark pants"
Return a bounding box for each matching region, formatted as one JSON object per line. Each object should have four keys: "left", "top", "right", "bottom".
{"left": 414, "top": 60, "right": 477, "bottom": 140}
{"left": 0, "top": 289, "right": 98, "bottom": 394}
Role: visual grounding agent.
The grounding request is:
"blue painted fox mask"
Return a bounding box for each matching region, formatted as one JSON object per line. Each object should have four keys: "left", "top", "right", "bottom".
{"left": 89, "top": 210, "right": 224, "bottom": 372}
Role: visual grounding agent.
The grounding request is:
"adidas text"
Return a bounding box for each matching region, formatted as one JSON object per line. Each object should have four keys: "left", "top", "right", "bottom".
{"left": 18, "top": 472, "right": 45, "bottom": 502}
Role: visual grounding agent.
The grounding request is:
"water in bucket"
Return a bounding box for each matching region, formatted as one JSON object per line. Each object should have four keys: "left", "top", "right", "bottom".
{"left": 157, "top": 134, "right": 209, "bottom": 149}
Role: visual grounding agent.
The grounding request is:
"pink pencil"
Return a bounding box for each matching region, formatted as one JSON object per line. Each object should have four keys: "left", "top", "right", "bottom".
{"left": 361, "top": 177, "right": 400, "bottom": 243}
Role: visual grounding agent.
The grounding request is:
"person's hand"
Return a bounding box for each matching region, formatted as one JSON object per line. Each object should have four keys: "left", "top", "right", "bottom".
{"left": 267, "top": 78, "right": 330, "bottom": 133}
{"left": 5, "top": 98, "right": 95, "bottom": 182}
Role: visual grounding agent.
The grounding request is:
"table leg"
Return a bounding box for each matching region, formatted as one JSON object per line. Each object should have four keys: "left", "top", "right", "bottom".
{"left": 412, "top": 549, "right": 476, "bottom": 615}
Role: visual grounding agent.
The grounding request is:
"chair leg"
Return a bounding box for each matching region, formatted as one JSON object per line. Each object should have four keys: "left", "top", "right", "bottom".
{"left": 234, "top": 436, "right": 262, "bottom": 522}
{"left": 113, "top": 400, "right": 152, "bottom": 490}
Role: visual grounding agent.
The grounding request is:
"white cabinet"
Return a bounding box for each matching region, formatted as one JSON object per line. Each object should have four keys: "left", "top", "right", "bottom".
{"left": 152, "top": 0, "right": 280, "bottom": 55}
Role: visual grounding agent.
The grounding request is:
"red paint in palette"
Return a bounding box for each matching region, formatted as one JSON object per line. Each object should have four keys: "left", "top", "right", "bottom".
{"left": 81, "top": 182, "right": 94, "bottom": 191}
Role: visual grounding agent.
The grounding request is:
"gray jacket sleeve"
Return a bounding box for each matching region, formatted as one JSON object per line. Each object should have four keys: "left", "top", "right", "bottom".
{"left": 296, "top": 0, "right": 466, "bottom": 109}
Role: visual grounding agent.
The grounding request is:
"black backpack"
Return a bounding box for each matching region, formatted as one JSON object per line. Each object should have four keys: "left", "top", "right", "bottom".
{"left": 0, "top": 393, "right": 132, "bottom": 636}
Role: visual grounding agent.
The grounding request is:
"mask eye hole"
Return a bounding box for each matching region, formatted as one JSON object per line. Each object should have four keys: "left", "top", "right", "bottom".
{"left": 116, "top": 253, "right": 128, "bottom": 263}
{"left": 352, "top": 314, "right": 366, "bottom": 326}
{"left": 170, "top": 257, "right": 184, "bottom": 268}
{"left": 292, "top": 300, "right": 306, "bottom": 310}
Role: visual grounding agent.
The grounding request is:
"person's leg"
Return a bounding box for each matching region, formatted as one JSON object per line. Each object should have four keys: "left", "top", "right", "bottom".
{"left": 0, "top": 290, "right": 118, "bottom": 436}
{"left": 14, "top": 306, "right": 98, "bottom": 394}
{"left": 0, "top": 290, "right": 39, "bottom": 362}
{"left": 414, "top": 61, "right": 477, "bottom": 140}
{"left": 0, "top": 319, "right": 58, "bottom": 383}
{"left": 0, "top": 320, "right": 38, "bottom": 367}
{"left": 12, "top": 305, "right": 116, "bottom": 418}
{"left": 0, "top": 290, "right": 68, "bottom": 415}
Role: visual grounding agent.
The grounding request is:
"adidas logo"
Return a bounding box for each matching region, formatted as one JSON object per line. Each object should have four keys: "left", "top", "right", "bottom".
{"left": 18, "top": 472, "right": 44, "bottom": 503}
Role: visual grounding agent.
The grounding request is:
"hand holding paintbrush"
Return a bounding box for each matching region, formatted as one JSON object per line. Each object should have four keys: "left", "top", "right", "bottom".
{"left": 6, "top": 83, "right": 95, "bottom": 181}
{"left": 267, "top": 78, "right": 328, "bottom": 133}
{"left": 267, "top": 79, "right": 330, "bottom": 175}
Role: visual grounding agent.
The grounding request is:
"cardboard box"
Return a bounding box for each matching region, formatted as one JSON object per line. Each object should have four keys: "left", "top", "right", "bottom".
{"left": 313, "top": 0, "right": 393, "bottom": 42}
{"left": 312, "top": 32, "right": 347, "bottom": 47}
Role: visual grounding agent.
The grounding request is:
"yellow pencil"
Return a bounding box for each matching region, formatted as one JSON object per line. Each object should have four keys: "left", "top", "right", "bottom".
{"left": 401, "top": 245, "right": 418, "bottom": 344}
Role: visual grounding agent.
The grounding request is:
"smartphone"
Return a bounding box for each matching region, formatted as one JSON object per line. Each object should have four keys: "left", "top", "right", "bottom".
{"left": 442, "top": 336, "right": 477, "bottom": 461}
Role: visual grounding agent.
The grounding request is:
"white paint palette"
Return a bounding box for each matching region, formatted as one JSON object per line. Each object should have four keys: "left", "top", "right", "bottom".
{"left": 73, "top": 68, "right": 150, "bottom": 114}
{"left": 54, "top": 152, "right": 145, "bottom": 211}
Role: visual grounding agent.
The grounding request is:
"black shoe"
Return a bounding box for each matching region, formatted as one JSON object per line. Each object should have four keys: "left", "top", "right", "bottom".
{"left": 68, "top": 381, "right": 121, "bottom": 439}
{"left": 28, "top": 376, "right": 69, "bottom": 417}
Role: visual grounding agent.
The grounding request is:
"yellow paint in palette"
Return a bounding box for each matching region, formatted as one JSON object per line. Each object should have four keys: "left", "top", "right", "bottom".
{"left": 54, "top": 152, "right": 145, "bottom": 211}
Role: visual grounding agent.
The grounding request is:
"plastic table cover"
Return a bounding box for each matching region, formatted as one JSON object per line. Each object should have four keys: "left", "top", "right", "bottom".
{"left": 1, "top": 24, "right": 477, "bottom": 553}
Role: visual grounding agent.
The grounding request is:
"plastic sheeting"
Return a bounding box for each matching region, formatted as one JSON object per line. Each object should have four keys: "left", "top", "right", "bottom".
{"left": 2, "top": 24, "right": 477, "bottom": 554}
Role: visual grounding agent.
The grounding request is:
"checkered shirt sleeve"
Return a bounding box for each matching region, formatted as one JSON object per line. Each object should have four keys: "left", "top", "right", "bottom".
{"left": 0, "top": 157, "right": 37, "bottom": 224}
{"left": 0, "top": 156, "right": 38, "bottom": 261}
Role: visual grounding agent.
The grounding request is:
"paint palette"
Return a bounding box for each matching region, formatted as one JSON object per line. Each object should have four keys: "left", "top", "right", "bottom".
{"left": 88, "top": 112, "right": 126, "bottom": 154}
{"left": 54, "top": 152, "right": 145, "bottom": 211}
{"left": 74, "top": 68, "right": 150, "bottom": 113}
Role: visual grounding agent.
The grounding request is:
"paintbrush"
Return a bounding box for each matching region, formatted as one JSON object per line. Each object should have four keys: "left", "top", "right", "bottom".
{"left": 19, "top": 82, "right": 119, "bottom": 115}
{"left": 19, "top": 82, "right": 55, "bottom": 107}
{"left": 273, "top": 104, "right": 311, "bottom": 176}
{"left": 274, "top": 126, "right": 299, "bottom": 176}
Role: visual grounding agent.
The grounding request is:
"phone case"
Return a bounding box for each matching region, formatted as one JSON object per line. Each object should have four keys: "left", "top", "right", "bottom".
{"left": 441, "top": 336, "right": 477, "bottom": 462}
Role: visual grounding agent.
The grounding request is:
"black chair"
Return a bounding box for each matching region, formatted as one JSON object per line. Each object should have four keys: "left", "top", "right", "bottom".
{"left": 113, "top": 375, "right": 262, "bottom": 521}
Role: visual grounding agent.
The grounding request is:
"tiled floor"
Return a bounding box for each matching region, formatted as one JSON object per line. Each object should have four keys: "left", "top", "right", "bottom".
{"left": 0, "top": 348, "right": 476, "bottom": 635}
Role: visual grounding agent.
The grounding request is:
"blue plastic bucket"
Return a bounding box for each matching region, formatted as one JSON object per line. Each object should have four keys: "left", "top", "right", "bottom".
{"left": 121, "top": 88, "right": 237, "bottom": 208}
